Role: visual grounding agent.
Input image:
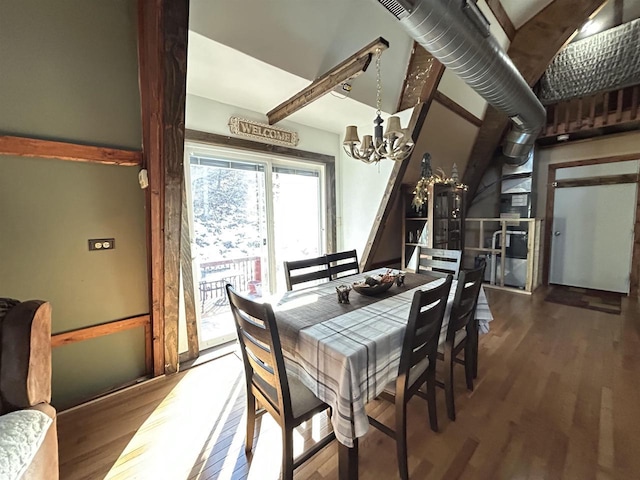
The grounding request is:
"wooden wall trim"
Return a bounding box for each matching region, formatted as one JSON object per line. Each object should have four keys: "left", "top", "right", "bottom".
{"left": 631, "top": 178, "right": 640, "bottom": 297}
{"left": 52, "top": 315, "right": 150, "bottom": 348}
{"left": 542, "top": 152, "right": 640, "bottom": 295}
{"left": 138, "top": 0, "right": 165, "bottom": 377}
{"left": 184, "top": 128, "right": 338, "bottom": 256}
{"left": 185, "top": 129, "right": 335, "bottom": 164}
{"left": 0, "top": 135, "right": 142, "bottom": 166}
{"left": 485, "top": 0, "right": 515, "bottom": 41}
{"left": 542, "top": 168, "right": 556, "bottom": 286}
{"left": 433, "top": 91, "right": 483, "bottom": 127}
{"left": 548, "top": 153, "right": 640, "bottom": 171}
{"left": 555, "top": 173, "right": 638, "bottom": 188}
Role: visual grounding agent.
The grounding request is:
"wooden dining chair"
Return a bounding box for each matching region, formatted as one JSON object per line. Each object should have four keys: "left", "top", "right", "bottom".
{"left": 283, "top": 255, "right": 330, "bottom": 291}
{"left": 367, "top": 276, "right": 453, "bottom": 480}
{"left": 469, "top": 259, "right": 487, "bottom": 380}
{"left": 326, "top": 249, "right": 360, "bottom": 280}
{"left": 436, "top": 261, "right": 486, "bottom": 421}
{"left": 416, "top": 247, "right": 462, "bottom": 279}
{"left": 226, "top": 284, "right": 335, "bottom": 480}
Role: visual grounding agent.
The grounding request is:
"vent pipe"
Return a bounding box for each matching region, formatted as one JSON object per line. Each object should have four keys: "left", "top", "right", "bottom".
{"left": 377, "top": 0, "right": 546, "bottom": 165}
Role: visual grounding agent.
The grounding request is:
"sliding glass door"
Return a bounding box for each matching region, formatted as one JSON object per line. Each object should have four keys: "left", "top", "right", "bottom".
{"left": 184, "top": 146, "right": 325, "bottom": 349}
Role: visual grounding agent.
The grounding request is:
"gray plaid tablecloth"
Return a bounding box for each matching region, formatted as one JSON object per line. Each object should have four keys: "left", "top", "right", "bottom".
{"left": 274, "top": 269, "right": 493, "bottom": 447}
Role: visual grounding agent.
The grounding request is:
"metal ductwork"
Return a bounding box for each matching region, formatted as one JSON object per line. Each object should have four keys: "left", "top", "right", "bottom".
{"left": 377, "top": 0, "right": 546, "bottom": 165}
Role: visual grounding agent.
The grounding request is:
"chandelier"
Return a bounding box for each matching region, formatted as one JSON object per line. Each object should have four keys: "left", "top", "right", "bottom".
{"left": 343, "top": 48, "right": 414, "bottom": 163}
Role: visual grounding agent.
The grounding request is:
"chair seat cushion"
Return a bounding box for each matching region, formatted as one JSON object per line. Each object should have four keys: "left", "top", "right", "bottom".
{"left": 384, "top": 356, "right": 430, "bottom": 394}
{"left": 0, "top": 409, "right": 52, "bottom": 480}
{"left": 438, "top": 329, "right": 467, "bottom": 354}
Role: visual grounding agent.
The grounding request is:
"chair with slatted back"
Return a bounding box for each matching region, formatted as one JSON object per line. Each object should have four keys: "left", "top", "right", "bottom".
{"left": 367, "top": 276, "right": 453, "bottom": 480}
{"left": 225, "top": 284, "right": 335, "bottom": 480}
{"left": 283, "top": 255, "right": 330, "bottom": 291}
{"left": 436, "top": 261, "right": 486, "bottom": 421}
{"left": 326, "top": 249, "right": 360, "bottom": 280}
{"left": 416, "top": 247, "right": 462, "bottom": 279}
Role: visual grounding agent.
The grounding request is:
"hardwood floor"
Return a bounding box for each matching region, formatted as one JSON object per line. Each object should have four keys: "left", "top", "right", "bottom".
{"left": 58, "top": 287, "right": 640, "bottom": 479}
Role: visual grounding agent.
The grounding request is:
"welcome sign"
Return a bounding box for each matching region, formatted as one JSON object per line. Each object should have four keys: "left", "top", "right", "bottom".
{"left": 228, "top": 116, "right": 299, "bottom": 147}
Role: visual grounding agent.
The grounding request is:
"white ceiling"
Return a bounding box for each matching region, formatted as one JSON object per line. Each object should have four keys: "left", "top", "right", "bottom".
{"left": 187, "top": 0, "right": 414, "bottom": 134}
{"left": 186, "top": 0, "right": 640, "bottom": 135}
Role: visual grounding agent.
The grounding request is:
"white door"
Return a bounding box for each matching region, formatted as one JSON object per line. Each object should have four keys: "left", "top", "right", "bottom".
{"left": 549, "top": 183, "right": 637, "bottom": 293}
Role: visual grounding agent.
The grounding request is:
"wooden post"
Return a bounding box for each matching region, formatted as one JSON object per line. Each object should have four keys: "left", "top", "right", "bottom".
{"left": 138, "top": 0, "right": 165, "bottom": 377}
{"left": 181, "top": 177, "right": 199, "bottom": 360}
{"left": 602, "top": 91, "right": 610, "bottom": 125}
{"left": 500, "top": 220, "right": 507, "bottom": 287}
{"left": 137, "top": 0, "right": 189, "bottom": 376}
{"left": 576, "top": 97, "right": 583, "bottom": 129}
{"left": 162, "top": 0, "right": 189, "bottom": 375}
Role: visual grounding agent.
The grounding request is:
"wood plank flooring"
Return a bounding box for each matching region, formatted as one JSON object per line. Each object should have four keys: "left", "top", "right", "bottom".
{"left": 58, "top": 287, "right": 640, "bottom": 479}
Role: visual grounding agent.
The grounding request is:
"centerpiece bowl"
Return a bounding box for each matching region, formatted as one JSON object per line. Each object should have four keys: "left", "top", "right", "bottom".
{"left": 352, "top": 273, "right": 397, "bottom": 296}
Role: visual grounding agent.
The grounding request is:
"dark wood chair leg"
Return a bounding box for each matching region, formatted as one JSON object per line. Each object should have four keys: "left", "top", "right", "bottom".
{"left": 444, "top": 344, "right": 456, "bottom": 421}
{"left": 395, "top": 401, "right": 409, "bottom": 480}
{"left": 245, "top": 391, "right": 256, "bottom": 454}
{"left": 464, "top": 341, "right": 474, "bottom": 391}
{"left": 282, "top": 427, "right": 294, "bottom": 480}
{"left": 473, "top": 327, "right": 479, "bottom": 379}
{"left": 426, "top": 365, "right": 438, "bottom": 432}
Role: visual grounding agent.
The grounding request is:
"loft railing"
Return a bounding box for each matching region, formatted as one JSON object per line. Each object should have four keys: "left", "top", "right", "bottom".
{"left": 538, "top": 84, "right": 639, "bottom": 143}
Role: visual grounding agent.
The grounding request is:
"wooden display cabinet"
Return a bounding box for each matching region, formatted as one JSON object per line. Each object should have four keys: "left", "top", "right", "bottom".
{"left": 401, "top": 183, "right": 466, "bottom": 270}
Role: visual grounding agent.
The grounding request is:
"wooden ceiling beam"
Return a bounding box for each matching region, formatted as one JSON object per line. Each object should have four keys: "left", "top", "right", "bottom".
{"left": 267, "top": 37, "right": 389, "bottom": 125}
{"left": 485, "top": 0, "right": 515, "bottom": 41}
{"left": 462, "top": 0, "right": 608, "bottom": 203}
{"left": 397, "top": 42, "right": 445, "bottom": 113}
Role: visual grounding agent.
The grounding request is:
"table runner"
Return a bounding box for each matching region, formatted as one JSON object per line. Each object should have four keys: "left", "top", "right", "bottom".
{"left": 275, "top": 270, "right": 436, "bottom": 352}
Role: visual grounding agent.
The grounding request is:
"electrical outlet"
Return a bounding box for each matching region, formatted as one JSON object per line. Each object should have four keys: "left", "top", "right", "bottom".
{"left": 89, "top": 238, "right": 115, "bottom": 251}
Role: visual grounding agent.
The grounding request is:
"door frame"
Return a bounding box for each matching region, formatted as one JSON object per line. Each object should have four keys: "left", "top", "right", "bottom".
{"left": 542, "top": 153, "right": 640, "bottom": 297}
{"left": 184, "top": 128, "right": 337, "bottom": 253}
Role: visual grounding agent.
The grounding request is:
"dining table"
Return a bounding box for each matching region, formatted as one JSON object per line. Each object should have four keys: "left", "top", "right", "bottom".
{"left": 272, "top": 268, "right": 493, "bottom": 480}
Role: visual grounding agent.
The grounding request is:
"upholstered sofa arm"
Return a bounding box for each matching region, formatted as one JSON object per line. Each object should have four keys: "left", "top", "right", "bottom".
{"left": 0, "top": 301, "right": 52, "bottom": 410}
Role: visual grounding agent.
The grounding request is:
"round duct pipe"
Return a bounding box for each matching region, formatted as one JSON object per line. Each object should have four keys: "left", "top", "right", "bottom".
{"left": 382, "top": 0, "right": 546, "bottom": 160}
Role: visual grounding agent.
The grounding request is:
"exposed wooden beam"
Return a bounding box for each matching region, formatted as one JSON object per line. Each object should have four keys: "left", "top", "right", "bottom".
{"left": 185, "top": 129, "right": 335, "bottom": 163}
{"left": 52, "top": 315, "right": 150, "bottom": 348}
{"left": 397, "top": 43, "right": 444, "bottom": 112}
{"left": 0, "top": 135, "right": 141, "bottom": 166}
{"left": 462, "top": 0, "right": 607, "bottom": 204}
{"left": 162, "top": 0, "right": 189, "bottom": 375}
{"left": 361, "top": 104, "right": 431, "bottom": 271}
{"left": 485, "top": 0, "right": 516, "bottom": 41}
{"left": 614, "top": 0, "right": 624, "bottom": 25}
{"left": 181, "top": 177, "right": 199, "bottom": 361}
{"left": 267, "top": 37, "right": 389, "bottom": 125}
{"left": 138, "top": 0, "right": 165, "bottom": 377}
{"left": 433, "top": 91, "right": 483, "bottom": 127}
{"left": 137, "top": 0, "right": 189, "bottom": 376}
{"left": 361, "top": 60, "right": 446, "bottom": 271}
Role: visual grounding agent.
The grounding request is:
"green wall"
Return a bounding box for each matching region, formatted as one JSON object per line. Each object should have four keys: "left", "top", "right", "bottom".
{"left": 0, "top": 0, "right": 148, "bottom": 408}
